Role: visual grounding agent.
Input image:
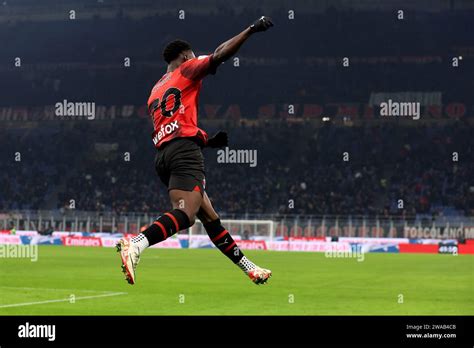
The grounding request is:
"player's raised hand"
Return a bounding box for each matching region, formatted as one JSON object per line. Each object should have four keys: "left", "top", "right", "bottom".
{"left": 249, "top": 16, "right": 274, "bottom": 33}
{"left": 207, "top": 131, "right": 228, "bottom": 148}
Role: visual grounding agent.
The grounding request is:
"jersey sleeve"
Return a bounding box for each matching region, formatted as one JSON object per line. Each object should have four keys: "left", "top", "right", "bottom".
{"left": 180, "top": 54, "right": 218, "bottom": 81}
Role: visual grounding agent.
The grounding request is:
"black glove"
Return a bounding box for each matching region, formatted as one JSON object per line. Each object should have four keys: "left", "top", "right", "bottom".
{"left": 207, "top": 131, "right": 228, "bottom": 148}
{"left": 249, "top": 16, "right": 274, "bottom": 33}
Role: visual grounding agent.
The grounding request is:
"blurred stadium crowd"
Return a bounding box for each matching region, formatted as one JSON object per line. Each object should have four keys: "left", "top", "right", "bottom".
{"left": 1, "top": 120, "right": 472, "bottom": 217}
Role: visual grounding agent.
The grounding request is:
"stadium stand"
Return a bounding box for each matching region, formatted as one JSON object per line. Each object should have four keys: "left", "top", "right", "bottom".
{"left": 0, "top": 4, "right": 473, "bottom": 219}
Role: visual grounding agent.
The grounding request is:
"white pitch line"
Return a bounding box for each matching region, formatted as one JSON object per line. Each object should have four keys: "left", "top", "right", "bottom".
{"left": 0, "top": 286, "right": 118, "bottom": 293}
{"left": 0, "top": 292, "right": 127, "bottom": 309}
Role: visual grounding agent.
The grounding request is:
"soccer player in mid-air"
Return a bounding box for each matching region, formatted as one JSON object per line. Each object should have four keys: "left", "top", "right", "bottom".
{"left": 117, "top": 16, "right": 274, "bottom": 285}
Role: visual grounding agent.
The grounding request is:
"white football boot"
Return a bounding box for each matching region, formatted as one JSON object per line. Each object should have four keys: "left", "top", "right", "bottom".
{"left": 116, "top": 238, "right": 140, "bottom": 285}
{"left": 247, "top": 266, "right": 272, "bottom": 285}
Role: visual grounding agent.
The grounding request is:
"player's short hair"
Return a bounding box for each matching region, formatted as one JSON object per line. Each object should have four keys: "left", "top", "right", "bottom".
{"left": 163, "top": 39, "right": 192, "bottom": 64}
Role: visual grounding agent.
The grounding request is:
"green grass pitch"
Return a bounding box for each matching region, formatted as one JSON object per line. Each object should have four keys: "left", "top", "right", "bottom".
{"left": 0, "top": 246, "right": 472, "bottom": 315}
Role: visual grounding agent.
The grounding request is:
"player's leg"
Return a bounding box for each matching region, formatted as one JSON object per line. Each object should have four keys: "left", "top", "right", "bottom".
{"left": 197, "top": 192, "right": 272, "bottom": 285}
{"left": 117, "top": 138, "right": 205, "bottom": 284}
{"left": 117, "top": 189, "right": 202, "bottom": 284}
{"left": 138, "top": 189, "right": 201, "bottom": 247}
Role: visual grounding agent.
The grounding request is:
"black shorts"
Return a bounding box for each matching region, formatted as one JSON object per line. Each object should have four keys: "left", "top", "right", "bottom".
{"left": 155, "top": 137, "right": 205, "bottom": 195}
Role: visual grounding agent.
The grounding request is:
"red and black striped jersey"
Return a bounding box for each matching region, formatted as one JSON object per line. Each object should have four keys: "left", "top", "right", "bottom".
{"left": 147, "top": 54, "right": 217, "bottom": 148}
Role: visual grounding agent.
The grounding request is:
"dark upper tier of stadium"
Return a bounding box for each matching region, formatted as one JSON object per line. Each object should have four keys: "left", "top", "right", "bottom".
{"left": 0, "top": 6, "right": 473, "bottom": 109}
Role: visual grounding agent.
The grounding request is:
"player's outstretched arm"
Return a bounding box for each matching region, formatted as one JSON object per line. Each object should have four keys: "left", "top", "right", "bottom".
{"left": 212, "top": 16, "right": 273, "bottom": 65}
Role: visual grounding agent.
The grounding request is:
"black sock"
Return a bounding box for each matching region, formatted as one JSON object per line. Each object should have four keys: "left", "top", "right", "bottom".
{"left": 203, "top": 218, "right": 244, "bottom": 263}
{"left": 142, "top": 209, "right": 190, "bottom": 246}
